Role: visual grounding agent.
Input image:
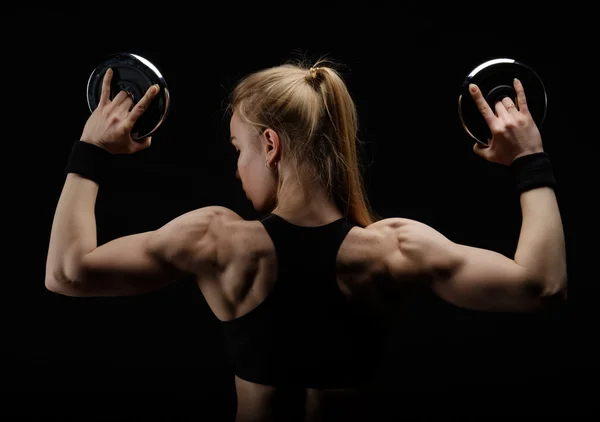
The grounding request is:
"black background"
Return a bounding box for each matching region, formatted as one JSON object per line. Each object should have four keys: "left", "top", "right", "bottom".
{"left": 2, "top": 4, "right": 590, "bottom": 421}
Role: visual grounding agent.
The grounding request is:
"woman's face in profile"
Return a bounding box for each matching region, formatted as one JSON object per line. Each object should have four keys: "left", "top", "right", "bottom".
{"left": 230, "top": 111, "right": 278, "bottom": 212}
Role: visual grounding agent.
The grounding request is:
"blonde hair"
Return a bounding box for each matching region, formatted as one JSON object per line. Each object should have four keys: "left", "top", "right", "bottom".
{"left": 227, "top": 58, "right": 381, "bottom": 227}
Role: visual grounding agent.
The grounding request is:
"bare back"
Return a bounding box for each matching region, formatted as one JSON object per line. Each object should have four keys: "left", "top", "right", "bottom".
{"left": 191, "top": 209, "right": 390, "bottom": 421}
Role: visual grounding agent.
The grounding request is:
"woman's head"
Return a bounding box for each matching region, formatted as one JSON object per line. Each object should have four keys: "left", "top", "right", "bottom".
{"left": 227, "top": 58, "right": 379, "bottom": 227}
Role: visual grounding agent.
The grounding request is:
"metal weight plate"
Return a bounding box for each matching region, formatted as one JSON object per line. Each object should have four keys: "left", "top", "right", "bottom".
{"left": 86, "top": 52, "right": 170, "bottom": 140}
{"left": 458, "top": 58, "right": 547, "bottom": 146}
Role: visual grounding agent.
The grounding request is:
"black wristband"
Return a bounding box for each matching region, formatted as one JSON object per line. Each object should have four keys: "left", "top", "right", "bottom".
{"left": 510, "top": 152, "right": 556, "bottom": 194}
{"left": 64, "top": 141, "right": 111, "bottom": 184}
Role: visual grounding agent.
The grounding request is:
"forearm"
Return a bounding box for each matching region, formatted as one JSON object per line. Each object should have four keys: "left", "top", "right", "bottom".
{"left": 514, "top": 186, "right": 567, "bottom": 294}
{"left": 46, "top": 173, "right": 99, "bottom": 283}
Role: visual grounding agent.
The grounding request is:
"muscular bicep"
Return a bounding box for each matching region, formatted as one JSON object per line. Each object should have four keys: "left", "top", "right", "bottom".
{"left": 49, "top": 207, "right": 218, "bottom": 297}
{"left": 54, "top": 231, "right": 190, "bottom": 297}
{"left": 430, "top": 243, "right": 546, "bottom": 312}
{"left": 376, "top": 219, "right": 549, "bottom": 312}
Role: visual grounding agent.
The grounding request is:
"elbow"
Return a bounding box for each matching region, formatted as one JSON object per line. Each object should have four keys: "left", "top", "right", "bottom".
{"left": 45, "top": 266, "right": 64, "bottom": 293}
{"left": 45, "top": 271, "right": 83, "bottom": 297}
{"left": 45, "top": 275, "right": 69, "bottom": 295}
{"left": 531, "top": 275, "right": 568, "bottom": 311}
{"left": 542, "top": 270, "right": 568, "bottom": 299}
{"left": 548, "top": 276, "right": 568, "bottom": 301}
{"left": 45, "top": 277, "right": 67, "bottom": 295}
{"left": 45, "top": 259, "right": 88, "bottom": 296}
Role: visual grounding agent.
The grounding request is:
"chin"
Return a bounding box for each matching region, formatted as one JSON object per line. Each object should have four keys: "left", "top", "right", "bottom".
{"left": 251, "top": 196, "right": 276, "bottom": 215}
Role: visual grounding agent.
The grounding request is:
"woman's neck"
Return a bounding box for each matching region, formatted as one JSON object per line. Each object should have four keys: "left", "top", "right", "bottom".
{"left": 271, "top": 182, "right": 342, "bottom": 227}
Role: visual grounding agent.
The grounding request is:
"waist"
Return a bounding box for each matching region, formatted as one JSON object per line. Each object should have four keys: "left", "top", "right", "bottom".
{"left": 223, "top": 330, "right": 383, "bottom": 389}
{"left": 233, "top": 358, "right": 377, "bottom": 389}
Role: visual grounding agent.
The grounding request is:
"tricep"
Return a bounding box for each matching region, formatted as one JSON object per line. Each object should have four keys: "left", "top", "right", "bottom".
{"left": 367, "top": 218, "right": 551, "bottom": 312}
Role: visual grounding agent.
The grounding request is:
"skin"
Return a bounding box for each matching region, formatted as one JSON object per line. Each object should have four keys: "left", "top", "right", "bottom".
{"left": 230, "top": 110, "right": 343, "bottom": 227}
{"left": 45, "top": 73, "right": 567, "bottom": 421}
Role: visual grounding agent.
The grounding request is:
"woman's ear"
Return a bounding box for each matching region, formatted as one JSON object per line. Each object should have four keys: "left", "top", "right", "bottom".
{"left": 263, "top": 128, "right": 281, "bottom": 161}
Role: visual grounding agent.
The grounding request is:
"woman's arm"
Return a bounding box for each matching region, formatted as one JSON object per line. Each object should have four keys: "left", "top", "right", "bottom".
{"left": 45, "top": 175, "right": 221, "bottom": 297}
{"left": 371, "top": 193, "right": 567, "bottom": 312}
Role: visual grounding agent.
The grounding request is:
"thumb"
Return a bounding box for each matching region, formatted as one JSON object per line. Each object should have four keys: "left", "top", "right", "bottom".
{"left": 131, "top": 136, "right": 152, "bottom": 153}
{"left": 472, "top": 142, "right": 490, "bottom": 159}
{"left": 139, "top": 136, "right": 152, "bottom": 149}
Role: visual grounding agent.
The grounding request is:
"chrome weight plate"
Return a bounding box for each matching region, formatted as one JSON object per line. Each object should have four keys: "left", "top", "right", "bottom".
{"left": 86, "top": 52, "right": 170, "bottom": 140}
{"left": 458, "top": 58, "right": 547, "bottom": 146}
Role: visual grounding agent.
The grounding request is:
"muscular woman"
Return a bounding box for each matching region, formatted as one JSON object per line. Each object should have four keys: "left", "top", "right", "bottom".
{"left": 45, "top": 59, "right": 566, "bottom": 421}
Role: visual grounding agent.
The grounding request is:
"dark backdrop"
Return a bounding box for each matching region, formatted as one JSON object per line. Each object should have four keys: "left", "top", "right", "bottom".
{"left": 2, "top": 4, "right": 585, "bottom": 421}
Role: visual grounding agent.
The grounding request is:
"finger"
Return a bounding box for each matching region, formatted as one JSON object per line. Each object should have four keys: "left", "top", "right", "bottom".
{"left": 128, "top": 85, "right": 159, "bottom": 124}
{"left": 469, "top": 84, "right": 497, "bottom": 127}
{"left": 501, "top": 97, "right": 518, "bottom": 114}
{"left": 99, "top": 68, "right": 113, "bottom": 106}
{"left": 513, "top": 78, "right": 529, "bottom": 115}
{"left": 111, "top": 90, "right": 134, "bottom": 109}
{"left": 121, "top": 91, "right": 136, "bottom": 111}
{"left": 495, "top": 100, "right": 510, "bottom": 119}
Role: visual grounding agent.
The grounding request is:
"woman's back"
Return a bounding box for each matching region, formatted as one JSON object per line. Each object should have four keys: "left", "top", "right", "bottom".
{"left": 193, "top": 208, "right": 390, "bottom": 421}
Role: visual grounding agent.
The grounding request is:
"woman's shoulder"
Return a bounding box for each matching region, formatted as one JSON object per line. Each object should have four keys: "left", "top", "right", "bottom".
{"left": 337, "top": 216, "right": 429, "bottom": 279}
{"left": 207, "top": 207, "right": 274, "bottom": 255}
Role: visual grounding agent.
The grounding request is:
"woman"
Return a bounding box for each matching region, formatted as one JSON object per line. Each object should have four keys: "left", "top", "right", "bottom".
{"left": 45, "top": 59, "right": 566, "bottom": 421}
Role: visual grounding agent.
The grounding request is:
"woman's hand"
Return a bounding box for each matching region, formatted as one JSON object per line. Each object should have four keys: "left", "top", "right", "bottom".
{"left": 80, "top": 68, "right": 160, "bottom": 154}
{"left": 470, "top": 78, "right": 544, "bottom": 166}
